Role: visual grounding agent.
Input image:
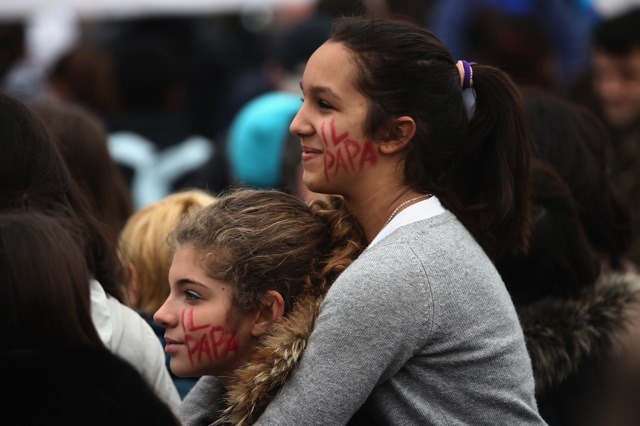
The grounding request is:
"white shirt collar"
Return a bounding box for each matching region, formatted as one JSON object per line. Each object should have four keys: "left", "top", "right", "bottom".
{"left": 368, "top": 195, "right": 446, "bottom": 249}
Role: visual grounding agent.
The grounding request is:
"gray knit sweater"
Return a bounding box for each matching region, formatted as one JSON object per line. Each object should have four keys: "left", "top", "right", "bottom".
{"left": 180, "top": 211, "right": 546, "bottom": 425}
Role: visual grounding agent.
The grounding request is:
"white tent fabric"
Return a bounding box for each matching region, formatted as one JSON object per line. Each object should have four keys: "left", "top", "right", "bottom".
{"left": 593, "top": 0, "right": 640, "bottom": 17}
{"left": 0, "top": 0, "right": 636, "bottom": 21}
{"left": 0, "top": 0, "right": 315, "bottom": 100}
{"left": 0, "top": 0, "right": 315, "bottom": 20}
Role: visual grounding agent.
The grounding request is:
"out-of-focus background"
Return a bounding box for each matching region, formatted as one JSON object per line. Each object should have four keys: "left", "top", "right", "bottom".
{"left": 0, "top": 0, "right": 637, "bottom": 207}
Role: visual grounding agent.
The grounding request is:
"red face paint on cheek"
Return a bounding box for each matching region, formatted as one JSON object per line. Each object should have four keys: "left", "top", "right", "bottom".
{"left": 321, "top": 119, "right": 378, "bottom": 181}
{"left": 181, "top": 308, "right": 241, "bottom": 367}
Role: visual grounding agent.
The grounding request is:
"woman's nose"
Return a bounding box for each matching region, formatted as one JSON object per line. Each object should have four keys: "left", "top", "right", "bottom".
{"left": 290, "top": 107, "right": 311, "bottom": 138}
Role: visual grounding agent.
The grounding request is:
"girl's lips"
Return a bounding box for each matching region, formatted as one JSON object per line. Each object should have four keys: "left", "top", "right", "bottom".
{"left": 164, "top": 341, "right": 183, "bottom": 355}
{"left": 164, "top": 337, "right": 183, "bottom": 355}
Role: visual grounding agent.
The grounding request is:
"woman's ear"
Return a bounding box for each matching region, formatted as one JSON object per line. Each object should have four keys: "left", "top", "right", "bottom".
{"left": 251, "top": 290, "right": 285, "bottom": 337}
{"left": 379, "top": 116, "right": 416, "bottom": 155}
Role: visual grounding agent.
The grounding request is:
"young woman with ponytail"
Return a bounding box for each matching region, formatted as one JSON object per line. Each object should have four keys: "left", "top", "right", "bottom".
{"left": 179, "top": 16, "right": 546, "bottom": 425}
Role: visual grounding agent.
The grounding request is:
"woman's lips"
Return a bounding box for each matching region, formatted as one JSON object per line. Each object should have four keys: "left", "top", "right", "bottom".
{"left": 301, "top": 146, "right": 322, "bottom": 162}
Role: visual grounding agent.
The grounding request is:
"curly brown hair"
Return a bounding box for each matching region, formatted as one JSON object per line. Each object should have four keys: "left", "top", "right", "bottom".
{"left": 171, "top": 188, "right": 366, "bottom": 314}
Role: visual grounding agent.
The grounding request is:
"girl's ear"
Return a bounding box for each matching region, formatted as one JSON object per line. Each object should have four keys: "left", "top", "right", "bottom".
{"left": 379, "top": 116, "right": 416, "bottom": 155}
{"left": 251, "top": 290, "right": 285, "bottom": 337}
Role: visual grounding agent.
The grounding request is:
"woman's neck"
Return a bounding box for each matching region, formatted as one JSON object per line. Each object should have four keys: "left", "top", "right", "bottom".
{"left": 347, "top": 189, "right": 427, "bottom": 243}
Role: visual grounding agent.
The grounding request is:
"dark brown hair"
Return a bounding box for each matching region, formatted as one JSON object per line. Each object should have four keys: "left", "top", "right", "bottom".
{"left": 0, "top": 211, "right": 104, "bottom": 350}
{"left": 495, "top": 161, "right": 601, "bottom": 305}
{"left": 330, "top": 16, "right": 532, "bottom": 261}
{"left": 593, "top": 8, "right": 640, "bottom": 57}
{"left": 0, "top": 92, "right": 125, "bottom": 301}
{"left": 47, "top": 45, "right": 118, "bottom": 116}
{"left": 29, "top": 99, "right": 134, "bottom": 248}
{"left": 523, "top": 88, "right": 633, "bottom": 269}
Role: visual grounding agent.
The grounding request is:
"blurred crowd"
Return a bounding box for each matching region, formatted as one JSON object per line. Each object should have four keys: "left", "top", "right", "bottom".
{"left": 4, "top": 0, "right": 640, "bottom": 424}
{"left": 0, "top": 0, "right": 628, "bottom": 202}
{"left": 0, "top": 0, "right": 625, "bottom": 206}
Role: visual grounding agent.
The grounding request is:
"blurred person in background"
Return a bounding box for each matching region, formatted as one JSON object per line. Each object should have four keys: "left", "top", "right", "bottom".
{"left": 591, "top": 7, "right": 640, "bottom": 132}
{"left": 105, "top": 22, "right": 227, "bottom": 209}
{"left": 522, "top": 88, "right": 636, "bottom": 273}
{"left": 224, "top": 0, "right": 368, "bottom": 199}
{"left": 575, "top": 8, "right": 640, "bottom": 267}
{"left": 0, "top": 210, "right": 181, "bottom": 426}
{"left": 0, "top": 21, "right": 26, "bottom": 93}
{"left": 118, "top": 188, "right": 218, "bottom": 398}
{"left": 29, "top": 99, "right": 133, "bottom": 249}
{"left": 0, "top": 91, "right": 181, "bottom": 413}
{"left": 44, "top": 44, "right": 119, "bottom": 122}
{"left": 521, "top": 270, "right": 640, "bottom": 426}
{"left": 429, "top": 0, "right": 598, "bottom": 89}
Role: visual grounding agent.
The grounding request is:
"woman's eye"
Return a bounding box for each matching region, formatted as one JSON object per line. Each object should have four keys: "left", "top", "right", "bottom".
{"left": 185, "top": 289, "right": 201, "bottom": 301}
{"left": 318, "top": 99, "right": 334, "bottom": 110}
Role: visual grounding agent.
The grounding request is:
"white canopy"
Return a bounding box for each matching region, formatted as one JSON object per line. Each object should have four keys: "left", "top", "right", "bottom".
{"left": 0, "top": 0, "right": 315, "bottom": 20}
{"left": 0, "top": 0, "right": 635, "bottom": 22}
{"left": 0, "top": 0, "right": 316, "bottom": 79}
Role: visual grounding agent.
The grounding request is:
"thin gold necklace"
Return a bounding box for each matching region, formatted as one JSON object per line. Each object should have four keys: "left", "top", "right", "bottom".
{"left": 383, "top": 194, "right": 433, "bottom": 228}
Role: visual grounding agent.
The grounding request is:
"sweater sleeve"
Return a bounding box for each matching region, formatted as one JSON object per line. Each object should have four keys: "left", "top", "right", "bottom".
{"left": 254, "top": 246, "right": 433, "bottom": 425}
{"left": 180, "top": 376, "right": 227, "bottom": 426}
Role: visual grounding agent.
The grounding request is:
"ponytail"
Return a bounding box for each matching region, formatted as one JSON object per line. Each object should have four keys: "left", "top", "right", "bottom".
{"left": 331, "top": 17, "right": 533, "bottom": 262}
{"left": 444, "top": 64, "right": 532, "bottom": 261}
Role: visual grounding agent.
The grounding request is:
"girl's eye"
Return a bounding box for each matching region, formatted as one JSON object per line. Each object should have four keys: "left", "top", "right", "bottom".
{"left": 185, "top": 289, "right": 201, "bottom": 301}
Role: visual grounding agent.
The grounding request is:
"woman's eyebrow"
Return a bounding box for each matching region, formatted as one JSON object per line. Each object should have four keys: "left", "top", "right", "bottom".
{"left": 301, "top": 81, "right": 341, "bottom": 101}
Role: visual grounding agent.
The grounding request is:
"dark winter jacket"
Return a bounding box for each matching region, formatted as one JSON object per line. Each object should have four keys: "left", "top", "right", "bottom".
{"left": 1, "top": 344, "right": 180, "bottom": 425}
{"left": 520, "top": 272, "right": 640, "bottom": 426}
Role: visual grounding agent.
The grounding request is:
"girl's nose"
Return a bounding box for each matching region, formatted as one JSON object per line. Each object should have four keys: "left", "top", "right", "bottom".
{"left": 153, "top": 301, "right": 175, "bottom": 328}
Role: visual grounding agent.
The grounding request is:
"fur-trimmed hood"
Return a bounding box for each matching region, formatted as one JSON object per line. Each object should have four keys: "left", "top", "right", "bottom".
{"left": 520, "top": 271, "right": 640, "bottom": 396}
{"left": 214, "top": 293, "right": 323, "bottom": 425}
